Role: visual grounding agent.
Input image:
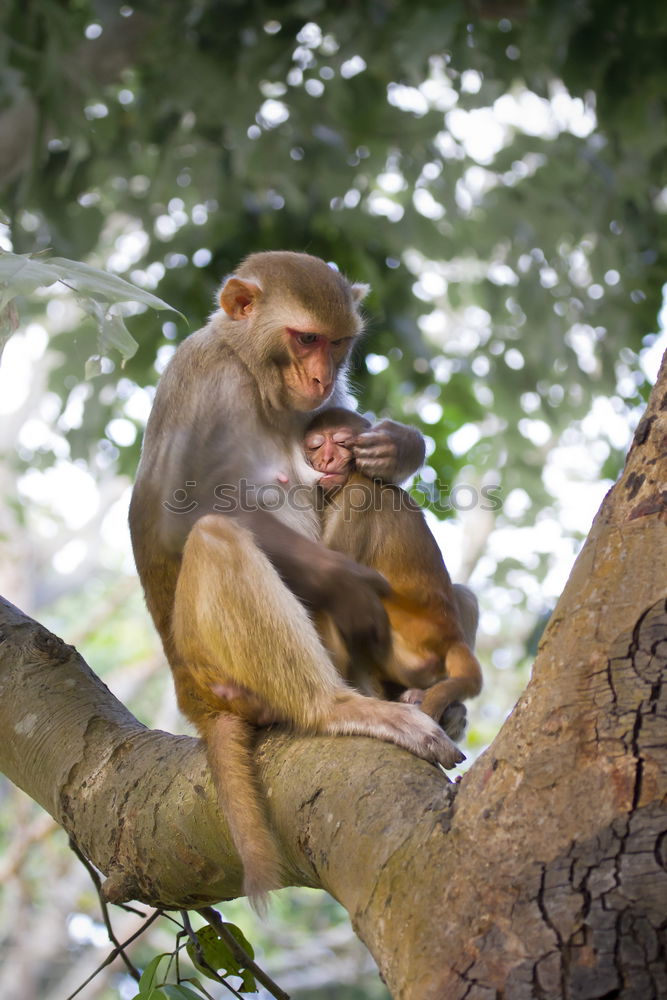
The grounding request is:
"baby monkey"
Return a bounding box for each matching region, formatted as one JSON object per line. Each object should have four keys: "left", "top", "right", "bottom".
{"left": 305, "top": 407, "right": 483, "bottom": 723}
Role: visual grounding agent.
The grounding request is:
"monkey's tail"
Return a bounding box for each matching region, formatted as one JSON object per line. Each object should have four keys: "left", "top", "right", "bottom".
{"left": 203, "top": 712, "right": 283, "bottom": 914}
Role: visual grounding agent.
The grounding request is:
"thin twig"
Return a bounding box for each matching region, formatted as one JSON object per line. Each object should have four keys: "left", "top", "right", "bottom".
{"left": 198, "top": 906, "right": 290, "bottom": 1000}
{"left": 114, "top": 900, "right": 150, "bottom": 918}
{"left": 68, "top": 838, "right": 142, "bottom": 981}
{"left": 64, "top": 910, "right": 162, "bottom": 1000}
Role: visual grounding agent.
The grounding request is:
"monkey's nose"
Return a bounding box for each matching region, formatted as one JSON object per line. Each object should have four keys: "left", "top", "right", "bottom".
{"left": 312, "top": 377, "right": 333, "bottom": 398}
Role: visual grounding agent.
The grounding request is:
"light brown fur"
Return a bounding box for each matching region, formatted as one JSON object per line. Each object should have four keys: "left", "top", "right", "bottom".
{"left": 306, "top": 408, "right": 482, "bottom": 721}
{"left": 129, "top": 252, "right": 464, "bottom": 909}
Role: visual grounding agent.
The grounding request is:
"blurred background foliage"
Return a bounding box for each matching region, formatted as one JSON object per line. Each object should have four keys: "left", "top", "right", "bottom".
{"left": 0, "top": 0, "right": 666, "bottom": 996}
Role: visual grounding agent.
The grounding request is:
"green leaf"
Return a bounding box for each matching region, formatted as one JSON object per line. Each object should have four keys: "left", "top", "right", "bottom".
{"left": 221, "top": 922, "right": 255, "bottom": 962}
{"left": 187, "top": 976, "right": 222, "bottom": 997}
{"left": 100, "top": 310, "right": 139, "bottom": 363}
{"left": 47, "top": 257, "right": 180, "bottom": 315}
{"left": 239, "top": 968, "right": 257, "bottom": 992}
{"left": 0, "top": 250, "right": 182, "bottom": 322}
{"left": 0, "top": 251, "right": 183, "bottom": 367}
{"left": 84, "top": 355, "right": 104, "bottom": 379}
{"left": 185, "top": 922, "right": 256, "bottom": 991}
{"left": 0, "top": 252, "right": 63, "bottom": 309}
{"left": 0, "top": 299, "right": 19, "bottom": 358}
{"left": 138, "top": 954, "right": 170, "bottom": 994}
{"left": 160, "top": 985, "right": 207, "bottom": 999}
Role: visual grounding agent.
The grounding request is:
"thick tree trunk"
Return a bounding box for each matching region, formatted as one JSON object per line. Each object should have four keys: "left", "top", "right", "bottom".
{"left": 1, "top": 360, "right": 665, "bottom": 999}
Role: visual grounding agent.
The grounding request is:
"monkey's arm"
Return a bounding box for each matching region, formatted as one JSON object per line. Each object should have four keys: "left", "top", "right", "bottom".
{"left": 238, "top": 508, "right": 391, "bottom": 661}
{"left": 353, "top": 419, "right": 425, "bottom": 483}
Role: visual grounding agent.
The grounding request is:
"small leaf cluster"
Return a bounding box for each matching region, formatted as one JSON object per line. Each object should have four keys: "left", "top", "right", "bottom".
{"left": 135, "top": 921, "right": 258, "bottom": 999}
{"left": 0, "top": 250, "right": 180, "bottom": 371}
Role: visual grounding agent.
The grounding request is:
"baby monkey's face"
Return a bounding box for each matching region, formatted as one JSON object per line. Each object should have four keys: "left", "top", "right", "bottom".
{"left": 304, "top": 425, "right": 357, "bottom": 492}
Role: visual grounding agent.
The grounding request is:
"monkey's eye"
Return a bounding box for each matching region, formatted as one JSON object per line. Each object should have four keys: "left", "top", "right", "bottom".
{"left": 288, "top": 329, "right": 323, "bottom": 346}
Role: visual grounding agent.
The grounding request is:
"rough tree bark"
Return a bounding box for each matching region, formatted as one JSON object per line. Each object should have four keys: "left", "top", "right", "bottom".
{"left": 1, "top": 357, "right": 666, "bottom": 999}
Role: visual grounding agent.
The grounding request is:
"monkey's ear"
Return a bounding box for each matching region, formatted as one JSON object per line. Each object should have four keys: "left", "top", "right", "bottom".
{"left": 351, "top": 282, "right": 370, "bottom": 305}
{"left": 219, "top": 277, "right": 262, "bottom": 319}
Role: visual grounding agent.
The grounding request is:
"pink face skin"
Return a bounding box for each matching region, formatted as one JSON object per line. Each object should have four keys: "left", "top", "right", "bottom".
{"left": 304, "top": 424, "right": 358, "bottom": 492}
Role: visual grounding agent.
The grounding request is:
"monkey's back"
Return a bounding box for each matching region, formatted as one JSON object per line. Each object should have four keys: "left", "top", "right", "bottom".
{"left": 321, "top": 473, "right": 465, "bottom": 657}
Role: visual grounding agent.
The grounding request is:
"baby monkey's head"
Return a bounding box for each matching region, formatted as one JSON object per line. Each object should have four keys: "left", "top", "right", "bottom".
{"left": 304, "top": 407, "right": 371, "bottom": 493}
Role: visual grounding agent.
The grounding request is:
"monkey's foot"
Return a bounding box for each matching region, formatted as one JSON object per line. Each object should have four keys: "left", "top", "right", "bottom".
{"left": 396, "top": 703, "right": 465, "bottom": 768}
{"left": 330, "top": 693, "right": 465, "bottom": 769}
{"left": 439, "top": 700, "right": 467, "bottom": 743}
{"left": 399, "top": 689, "right": 467, "bottom": 744}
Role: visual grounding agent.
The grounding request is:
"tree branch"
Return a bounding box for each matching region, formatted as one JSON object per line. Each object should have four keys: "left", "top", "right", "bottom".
{"left": 1, "top": 354, "right": 666, "bottom": 997}
{"left": 0, "top": 591, "right": 458, "bottom": 913}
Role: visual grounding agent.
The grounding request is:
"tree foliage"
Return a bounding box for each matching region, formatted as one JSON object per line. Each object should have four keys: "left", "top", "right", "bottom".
{"left": 1, "top": 3, "right": 667, "bottom": 996}
{"left": 2, "top": 0, "right": 665, "bottom": 497}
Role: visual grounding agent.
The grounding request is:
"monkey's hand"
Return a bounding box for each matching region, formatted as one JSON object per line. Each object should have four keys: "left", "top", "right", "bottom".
{"left": 239, "top": 510, "right": 391, "bottom": 660}
{"left": 353, "top": 419, "right": 425, "bottom": 483}
{"left": 319, "top": 550, "right": 392, "bottom": 664}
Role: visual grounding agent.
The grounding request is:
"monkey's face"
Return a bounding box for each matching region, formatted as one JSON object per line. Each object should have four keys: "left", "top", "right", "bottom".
{"left": 219, "top": 264, "right": 363, "bottom": 413}
{"left": 304, "top": 425, "right": 357, "bottom": 491}
{"left": 279, "top": 329, "right": 354, "bottom": 411}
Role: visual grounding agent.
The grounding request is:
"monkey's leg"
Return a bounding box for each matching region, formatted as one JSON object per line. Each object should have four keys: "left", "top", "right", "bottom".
{"left": 403, "top": 642, "right": 482, "bottom": 722}
{"left": 416, "top": 586, "right": 481, "bottom": 737}
{"left": 427, "top": 585, "right": 481, "bottom": 739}
{"left": 174, "top": 515, "right": 465, "bottom": 763}
{"left": 173, "top": 515, "right": 344, "bottom": 725}
{"left": 388, "top": 584, "right": 481, "bottom": 693}
{"left": 383, "top": 633, "right": 443, "bottom": 688}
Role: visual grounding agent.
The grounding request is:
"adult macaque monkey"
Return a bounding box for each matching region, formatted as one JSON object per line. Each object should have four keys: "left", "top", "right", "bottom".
{"left": 129, "top": 251, "right": 464, "bottom": 909}
{"left": 304, "top": 407, "right": 483, "bottom": 719}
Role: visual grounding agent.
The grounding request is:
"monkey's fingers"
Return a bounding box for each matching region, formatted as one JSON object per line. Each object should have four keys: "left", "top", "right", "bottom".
{"left": 353, "top": 435, "right": 396, "bottom": 471}
{"left": 399, "top": 688, "right": 425, "bottom": 707}
{"left": 393, "top": 704, "right": 464, "bottom": 768}
{"left": 339, "top": 574, "right": 390, "bottom": 649}
{"left": 353, "top": 428, "right": 395, "bottom": 449}
{"left": 353, "top": 430, "right": 395, "bottom": 451}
